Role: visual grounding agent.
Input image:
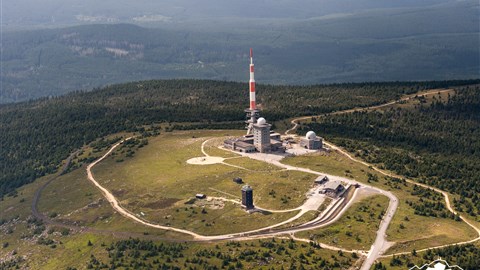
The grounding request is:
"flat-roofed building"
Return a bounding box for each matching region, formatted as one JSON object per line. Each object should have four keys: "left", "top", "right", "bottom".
{"left": 233, "top": 177, "right": 243, "bottom": 184}
{"left": 321, "top": 180, "right": 344, "bottom": 198}
{"left": 270, "top": 132, "right": 282, "bottom": 141}
{"left": 314, "top": 175, "right": 328, "bottom": 184}
{"left": 224, "top": 139, "right": 256, "bottom": 153}
{"left": 270, "top": 139, "right": 285, "bottom": 153}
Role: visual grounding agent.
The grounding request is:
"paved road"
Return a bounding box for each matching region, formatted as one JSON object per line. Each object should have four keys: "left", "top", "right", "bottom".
{"left": 233, "top": 149, "right": 399, "bottom": 269}
{"left": 326, "top": 141, "right": 480, "bottom": 257}
{"left": 84, "top": 138, "right": 376, "bottom": 243}
{"left": 286, "top": 87, "right": 480, "bottom": 269}
{"left": 31, "top": 106, "right": 397, "bottom": 259}
{"left": 31, "top": 86, "right": 479, "bottom": 268}
{"left": 30, "top": 136, "right": 384, "bottom": 257}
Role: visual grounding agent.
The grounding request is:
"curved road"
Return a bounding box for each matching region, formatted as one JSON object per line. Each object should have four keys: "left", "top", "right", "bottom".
{"left": 286, "top": 87, "right": 480, "bottom": 269}
{"left": 31, "top": 87, "right": 478, "bottom": 269}
{"left": 84, "top": 138, "right": 382, "bottom": 243}
{"left": 32, "top": 142, "right": 364, "bottom": 252}
{"left": 325, "top": 141, "right": 480, "bottom": 247}
{"left": 31, "top": 96, "right": 401, "bottom": 262}
{"left": 228, "top": 147, "right": 398, "bottom": 270}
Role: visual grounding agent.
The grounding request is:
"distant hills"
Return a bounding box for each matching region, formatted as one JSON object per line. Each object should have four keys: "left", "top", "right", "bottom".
{"left": 1, "top": 0, "right": 479, "bottom": 103}
{"left": 2, "top": 0, "right": 458, "bottom": 28}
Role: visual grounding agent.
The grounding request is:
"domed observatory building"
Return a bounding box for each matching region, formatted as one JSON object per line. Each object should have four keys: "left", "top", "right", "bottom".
{"left": 224, "top": 117, "right": 285, "bottom": 153}
{"left": 253, "top": 117, "right": 271, "bottom": 153}
{"left": 300, "top": 131, "right": 323, "bottom": 150}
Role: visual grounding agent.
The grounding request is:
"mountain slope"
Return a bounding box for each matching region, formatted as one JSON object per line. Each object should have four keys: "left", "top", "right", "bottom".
{"left": 3, "top": 78, "right": 473, "bottom": 197}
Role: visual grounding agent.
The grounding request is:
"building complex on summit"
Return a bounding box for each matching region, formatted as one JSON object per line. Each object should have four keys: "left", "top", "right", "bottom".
{"left": 224, "top": 48, "right": 322, "bottom": 153}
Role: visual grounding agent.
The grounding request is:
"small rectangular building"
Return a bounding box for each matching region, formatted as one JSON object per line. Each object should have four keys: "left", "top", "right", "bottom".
{"left": 270, "top": 139, "right": 285, "bottom": 153}
{"left": 235, "top": 141, "right": 256, "bottom": 152}
{"left": 321, "top": 181, "right": 344, "bottom": 198}
{"left": 270, "top": 132, "right": 282, "bottom": 141}
{"left": 314, "top": 175, "right": 328, "bottom": 184}
{"left": 223, "top": 139, "right": 256, "bottom": 153}
{"left": 223, "top": 139, "right": 236, "bottom": 150}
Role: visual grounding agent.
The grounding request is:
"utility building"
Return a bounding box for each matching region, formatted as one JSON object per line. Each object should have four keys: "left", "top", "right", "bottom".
{"left": 241, "top": 184, "right": 254, "bottom": 209}
{"left": 223, "top": 139, "right": 256, "bottom": 153}
{"left": 253, "top": 117, "right": 271, "bottom": 153}
{"left": 321, "top": 181, "right": 345, "bottom": 198}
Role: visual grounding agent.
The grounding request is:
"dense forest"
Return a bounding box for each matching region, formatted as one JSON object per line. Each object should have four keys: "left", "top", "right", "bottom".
{"left": 2, "top": 79, "right": 477, "bottom": 198}
{"left": 3, "top": 0, "right": 479, "bottom": 104}
{"left": 300, "top": 84, "right": 480, "bottom": 216}
{"left": 1, "top": 79, "right": 478, "bottom": 199}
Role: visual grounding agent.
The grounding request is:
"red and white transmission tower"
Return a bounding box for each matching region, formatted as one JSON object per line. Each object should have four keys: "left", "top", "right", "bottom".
{"left": 245, "top": 48, "right": 260, "bottom": 134}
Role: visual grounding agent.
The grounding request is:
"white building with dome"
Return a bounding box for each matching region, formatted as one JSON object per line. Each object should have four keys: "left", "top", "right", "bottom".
{"left": 253, "top": 117, "right": 271, "bottom": 153}
{"left": 224, "top": 117, "right": 284, "bottom": 153}
{"left": 300, "top": 131, "right": 323, "bottom": 150}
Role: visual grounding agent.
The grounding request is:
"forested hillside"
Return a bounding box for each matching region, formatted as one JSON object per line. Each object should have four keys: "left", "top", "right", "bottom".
{"left": 300, "top": 84, "right": 480, "bottom": 217}
{"left": 2, "top": 0, "right": 478, "bottom": 103}
{"left": 2, "top": 79, "right": 475, "bottom": 198}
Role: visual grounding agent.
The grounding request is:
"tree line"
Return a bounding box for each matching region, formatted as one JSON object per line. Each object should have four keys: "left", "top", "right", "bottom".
{"left": 300, "top": 84, "right": 480, "bottom": 216}
{"left": 0, "top": 78, "right": 477, "bottom": 198}
{"left": 79, "top": 238, "right": 355, "bottom": 270}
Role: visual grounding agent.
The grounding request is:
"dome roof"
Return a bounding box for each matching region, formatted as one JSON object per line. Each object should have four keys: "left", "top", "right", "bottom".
{"left": 257, "top": 117, "right": 267, "bottom": 125}
{"left": 306, "top": 131, "right": 316, "bottom": 140}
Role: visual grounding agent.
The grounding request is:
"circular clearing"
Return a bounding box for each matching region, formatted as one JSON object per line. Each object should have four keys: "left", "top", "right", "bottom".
{"left": 186, "top": 156, "right": 225, "bottom": 165}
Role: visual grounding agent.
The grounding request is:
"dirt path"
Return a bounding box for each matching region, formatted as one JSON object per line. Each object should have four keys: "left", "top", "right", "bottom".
{"left": 86, "top": 138, "right": 205, "bottom": 238}
{"left": 30, "top": 86, "right": 478, "bottom": 268}
{"left": 32, "top": 141, "right": 359, "bottom": 251}
{"left": 31, "top": 150, "right": 79, "bottom": 224}
{"left": 324, "top": 140, "right": 480, "bottom": 261}
{"left": 190, "top": 138, "right": 287, "bottom": 173}
{"left": 285, "top": 87, "right": 480, "bottom": 268}
{"left": 285, "top": 88, "right": 454, "bottom": 135}
{"left": 84, "top": 138, "right": 366, "bottom": 241}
